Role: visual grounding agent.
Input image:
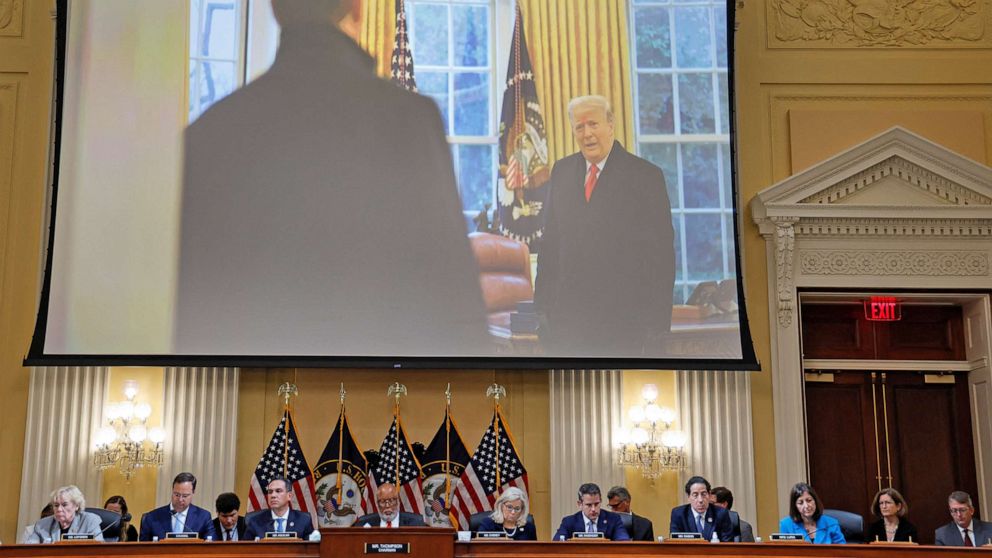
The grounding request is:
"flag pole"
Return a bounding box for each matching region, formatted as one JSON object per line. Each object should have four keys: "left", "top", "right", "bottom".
{"left": 278, "top": 382, "right": 299, "bottom": 478}
{"left": 336, "top": 383, "right": 346, "bottom": 506}
{"left": 387, "top": 382, "right": 408, "bottom": 485}
{"left": 444, "top": 384, "right": 452, "bottom": 506}
{"left": 486, "top": 383, "right": 506, "bottom": 490}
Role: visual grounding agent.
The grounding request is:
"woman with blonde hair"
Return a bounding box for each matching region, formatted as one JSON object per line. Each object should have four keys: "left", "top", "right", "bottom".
{"left": 474, "top": 487, "right": 536, "bottom": 540}
{"left": 25, "top": 485, "right": 104, "bottom": 543}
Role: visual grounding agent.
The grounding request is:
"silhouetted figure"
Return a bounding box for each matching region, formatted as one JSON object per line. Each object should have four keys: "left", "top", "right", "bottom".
{"left": 175, "top": 0, "right": 489, "bottom": 357}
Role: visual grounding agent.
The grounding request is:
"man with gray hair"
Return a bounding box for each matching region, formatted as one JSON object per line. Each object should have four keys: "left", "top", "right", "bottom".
{"left": 607, "top": 486, "right": 654, "bottom": 541}
{"left": 935, "top": 490, "right": 992, "bottom": 546}
{"left": 534, "top": 95, "right": 675, "bottom": 358}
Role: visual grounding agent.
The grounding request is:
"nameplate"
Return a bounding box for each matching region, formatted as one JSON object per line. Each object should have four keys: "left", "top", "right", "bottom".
{"left": 770, "top": 533, "right": 808, "bottom": 542}
{"left": 668, "top": 532, "right": 704, "bottom": 540}
{"left": 165, "top": 532, "right": 200, "bottom": 540}
{"left": 475, "top": 531, "right": 507, "bottom": 539}
{"left": 61, "top": 534, "right": 96, "bottom": 541}
{"left": 364, "top": 543, "right": 410, "bottom": 554}
{"left": 264, "top": 531, "right": 297, "bottom": 539}
{"left": 571, "top": 532, "right": 605, "bottom": 539}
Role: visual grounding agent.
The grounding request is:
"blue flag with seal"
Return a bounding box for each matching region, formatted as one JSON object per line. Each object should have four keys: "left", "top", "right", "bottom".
{"left": 420, "top": 406, "right": 471, "bottom": 527}
{"left": 313, "top": 407, "right": 374, "bottom": 527}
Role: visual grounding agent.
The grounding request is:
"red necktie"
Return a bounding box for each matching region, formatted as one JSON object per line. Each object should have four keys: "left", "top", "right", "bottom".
{"left": 964, "top": 528, "right": 973, "bottom": 546}
{"left": 584, "top": 165, "right": 599, "bottom": 201}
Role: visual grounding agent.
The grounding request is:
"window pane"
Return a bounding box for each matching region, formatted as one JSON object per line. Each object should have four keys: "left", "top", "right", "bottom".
{"left": 634, "top": 6, "right": 671, "bottom": 69}
{"left": 682, "top": 143, "right": 719, "bottom": 208}
{"left": 456, "top": 144, "right": 494, "bottom": 211}
{"left": 674, "top": 7, "right": 712, "bottom": 68}
{"left": 725, "top": 213, "right": 737, "bottom": 275}
{"left": 190, "top": 0, "right": 202, "bottom": 57}
{"left": 454, "top": 72, "right": 490, "bottom": 136}
{"left": 721, "top": 142, "right": 732, "bottom": 207}
{"left": 197, "top": 60, "right": 237, "bottom": 113}
{"left": 673, "top": 215, "right": 684, "bottom": 284}
{"left": 189, "top": 60, "right": 200, "bottom": 120}
{"left": 677, "top": 72, "right": 715, "bottom": 134}
{"left": 202, "top": 1, "right": 239, "bottom": 59}
{"left": 715, "top": 5, "right": 728, "bottom": 67}
{"left": 685, "top": 213, "right": 723, "bottom": 281}
{"left": 452, "top": 4, "right": 488, "bottom": 67}
{"left": 412, "top": 3, "right": 449, "bottom": 66}
{"left": 418, "top": 71, "right": 451, "bottom": 132}
{"left": 639, "top": 142, "right": 680, "bottom": 209}
{"left": 717, "top": 72, "right": 729, "bottom": 134}
{"left": 638, "top": 73, "right": 674, "bottom": 134}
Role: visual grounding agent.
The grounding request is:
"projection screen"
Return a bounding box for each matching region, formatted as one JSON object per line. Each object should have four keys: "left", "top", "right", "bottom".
{"left": 27, "top": 0, "right": 757, "bottom": 370}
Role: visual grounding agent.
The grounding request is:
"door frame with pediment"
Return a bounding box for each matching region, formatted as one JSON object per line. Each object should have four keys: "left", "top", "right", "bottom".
{"left": 751, "top": 127, "right": 992, "bottom": 516}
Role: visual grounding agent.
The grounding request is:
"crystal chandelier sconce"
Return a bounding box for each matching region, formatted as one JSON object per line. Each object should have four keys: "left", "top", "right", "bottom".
{"left": 93, "top": 380, "right": 166, "bottom": 481}
{"left": 615, "top": 383, "right": 688, "bottom": 478}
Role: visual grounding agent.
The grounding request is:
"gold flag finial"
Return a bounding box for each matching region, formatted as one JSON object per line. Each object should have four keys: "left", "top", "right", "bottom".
{"left": 486, "top": 383, "right": 506, "bottom": 402}
{"left": 277, "top": 382, "right": 299, "bottom": 408}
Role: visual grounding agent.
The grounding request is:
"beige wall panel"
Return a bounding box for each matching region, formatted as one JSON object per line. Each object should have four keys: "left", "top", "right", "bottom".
{"left": 0, "top": 0, "right": 53, "bottom": 544}
{"left": 234, "top": 369, "right": 551, "bottom": 536}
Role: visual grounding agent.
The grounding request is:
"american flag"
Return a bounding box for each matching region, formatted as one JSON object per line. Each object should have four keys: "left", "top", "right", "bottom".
{"left": 370, "top": 416, "right": 426, "bottom": 516}
{"left": 390, "top": 0, "right": 417, "bottom": 92}
{"left": 451, "top": 410, "right": 529, "bottom": 529}
{"left": 248, "top": 410, "right": 318, "bottom": 528}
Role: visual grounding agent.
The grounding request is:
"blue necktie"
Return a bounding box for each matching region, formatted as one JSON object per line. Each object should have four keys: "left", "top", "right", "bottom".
{"left": 172, "top": 513, "right": 181, "bottom": 533}
{"left": 276, "top": 518, "right": 285, "bottom": 533}
{"left": 696, "top": 514, "right": 704, "bottom": 534}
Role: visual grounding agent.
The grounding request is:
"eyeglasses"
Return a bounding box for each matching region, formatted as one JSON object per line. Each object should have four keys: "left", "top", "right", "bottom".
{"left": 949, "top": 507, "right": 971, "bottom": 515}
{"left": 172, "top": 492, "right": 193, "bottom": 500}
{"left": 502, "top": 503, "right": 523, "bottom": 513}
{"left": 377, "top": 498, "right": 399, "bottom": 507}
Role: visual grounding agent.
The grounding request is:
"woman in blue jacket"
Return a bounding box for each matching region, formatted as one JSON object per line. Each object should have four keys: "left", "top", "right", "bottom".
{"left": 779, "top": 482, "right": 846, "bottom": 544}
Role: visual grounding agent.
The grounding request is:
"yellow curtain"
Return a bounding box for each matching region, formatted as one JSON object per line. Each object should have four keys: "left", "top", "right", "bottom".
{"left": 519, "top": 0, "right": 635, "bottom": 164}
{"left": 359, "top": 0, "right": 396, "bottom": 78}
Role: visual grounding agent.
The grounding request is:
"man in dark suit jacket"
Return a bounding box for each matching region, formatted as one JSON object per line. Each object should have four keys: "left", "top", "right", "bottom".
{"left": 553, "top": 483, "right": 630, "bottom": 541}
{"left": 139, "top": 472, "right": 216, "bottom": 541}
{"left": 175, "top": 0, "right": 489, "bottom": 358}
{"left": 711, "top": 486, "right": 755, "bottom": 542}
{"left": 935, "top": 491, "right": 992, "bottom": 546}
{"left": 353, "top": 483, "right": 426, "bottom": 527}
{"left": 534, "top": 94, "right": 675, "bottom": 358}
{"left": 669, "top": 476, "right": 733, "bottom": 542}
{"left": 607, "top": 486, "right": 654, "bottom": 541}
{"left": 213, "top": 492, "right": 247, "bottom": 542}
{"left": 244, "top": 478, "right": 315, "bottom": 540}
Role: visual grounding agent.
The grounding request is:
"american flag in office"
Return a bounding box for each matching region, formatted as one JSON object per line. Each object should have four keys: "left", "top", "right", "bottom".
{"left": 451, "top": 409, "right": 529, "bottom": 529}
{"left": 247, "top": 410, "right": 318, "bottom": 528}
{"left": 370, "top": 416, "right": 426, "bottom": 516}
{"left": 390, "top": 0, "right": 417, "bottom": 92}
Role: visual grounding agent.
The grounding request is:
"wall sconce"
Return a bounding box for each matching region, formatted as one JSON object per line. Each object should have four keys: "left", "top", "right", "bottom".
{"left": 615, "top": 383, "right": 687, "bottom": 478}
{"left": 93, "top": 380, "right": 165, "bottom": 481}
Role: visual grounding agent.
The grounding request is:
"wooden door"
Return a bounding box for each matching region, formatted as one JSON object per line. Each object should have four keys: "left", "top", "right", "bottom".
{"left": 805, "top": 372, "right": 977, "bottom": 545}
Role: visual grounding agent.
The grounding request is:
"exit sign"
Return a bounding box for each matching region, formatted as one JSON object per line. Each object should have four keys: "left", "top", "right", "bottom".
{"left": 864, "top": 297, "right": 902, "bottom": 321}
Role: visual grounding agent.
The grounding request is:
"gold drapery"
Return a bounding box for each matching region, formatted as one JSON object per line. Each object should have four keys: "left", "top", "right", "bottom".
{"left": 358, "top": 0, "right": 396, "bottom": 78}
{"left": 519, "top": 0, "right": 635, "bottom": 164}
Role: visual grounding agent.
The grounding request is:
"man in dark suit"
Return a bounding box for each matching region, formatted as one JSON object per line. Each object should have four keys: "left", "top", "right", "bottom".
{"left": 244, "top": 477, "right": 315, "bottom": 540}
{"left": 607, "top": 486, "right": 654, "bottom": 541}
{"left": 711, "top": 486, "right": 755, "bottom": 542}
{"left": 175, "top": 0, "right": 489, "bottom": 358}
{"left": 213, "top": 492, "right": 246, "bottom": 542}
{"left": 669, "top": 476, "right": 733, "bottom": 542}
{"left": 353, "top": 483, "right": 426, "bottom": 527}
{"left": 553, "top": 483, "right": 630, "bottom": 541}
{"left": 139, "top": 472, "right": 215, "bottom": 541}
{"left": 935, "top": 491, "right": 992, "bottom": 546}
{"left": 534, "top": 95, "right": 675, "bottom": 358}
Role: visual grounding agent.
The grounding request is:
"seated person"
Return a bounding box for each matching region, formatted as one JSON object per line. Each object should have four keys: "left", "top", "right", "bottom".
{"left": 104, "top": 495, "right": 138, "bottom": 542}
{"left": 19, "top": 504, "right": 53, "bottom": 544}
{"left": 474, "top": 487, "right": 537, "bottom": 540}
{"left": 245, "top": 477, "right": 315, "bottom": 539}
{"left": 607, "top": 486, "right": 654, "bottom": 541}
{"left": 935, "top": 490, "right": 992, "bottom": 546}
{"left": 354, "top": 483, "right": 426, "bottom": 527}
{"left": 866, "top": 488, "right": 917, "bottom": 543}
{"left": 213, "top": 492, "right": 247, "bottom": 541}
{"left": 669, "top": 476, "right": 733, "bottom": 541}
{"left": 139, "top": 472, "right": 215, "bottom": 540}
{"left": 711, "top": 486, "right": 754, "bottom": 542}
{"left": 552, "top": 483, "right": 630, "bottom": 541}
{"left": 25, "top": 486, "right": 104, "bottom": 543}
{"left": 778, "top": 482, "right": 845, "bottom": 544}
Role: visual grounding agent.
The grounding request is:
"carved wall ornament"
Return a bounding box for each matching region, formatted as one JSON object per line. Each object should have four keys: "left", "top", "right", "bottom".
{"left": 799, "top": 156, "right": 992, "bottom": 206}
{"left": 800, "top": 249, "right": 989, "bottom": 276}
{"left": 0, "top": 0, "right": 23, "bottom": 37}
{"left": 794, "top": 218, "right": 992, "bottom": 237}
{"left": 773, "top": 219, "right": 799, "bottom": 328}
{"left": 770, "top": 0, "right": 988, "bottom": 47}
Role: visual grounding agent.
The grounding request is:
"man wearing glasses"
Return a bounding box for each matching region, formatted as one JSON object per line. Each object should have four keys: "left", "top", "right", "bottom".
{"left": 936, "top": 491, "right": 992, "bottom": 546}
{"left": 139, "top": 472, "right": 215, "bottom": 541}
{"left": 354, "top": 484, "right": 426, "bottom": 527}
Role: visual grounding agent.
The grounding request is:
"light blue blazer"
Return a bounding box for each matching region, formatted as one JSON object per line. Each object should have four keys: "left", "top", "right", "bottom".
{"left": 778, "top": 514, "right": 846, "bottom": 544}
